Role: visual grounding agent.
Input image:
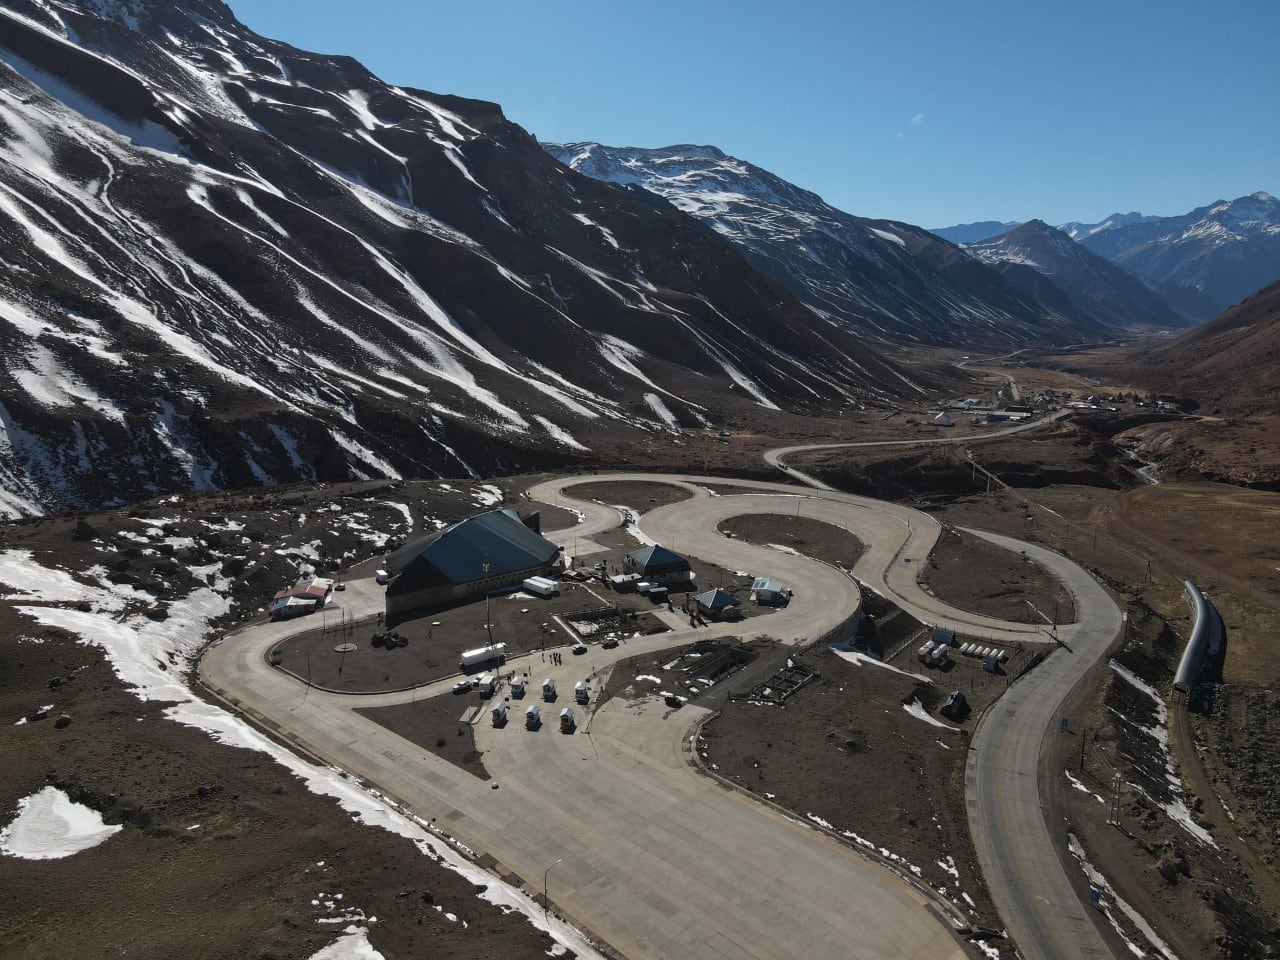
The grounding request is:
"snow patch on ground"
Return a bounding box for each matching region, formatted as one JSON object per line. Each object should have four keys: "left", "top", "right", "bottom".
{"left": 829, "top": 646, "right": 933, "bottom": 682}
{"left": 643, "top": 393, "right": 680, "bottom": 431}
{"left": 0, "top": 786, "right": 122, "bottom": 859}
{"left": 0, "top": 550, "right": 603, "bottom": 958}
{"left": 903, "top": 697, "right": 953, "bottom": 730}
{"left": 613, "top": 505, "right": 656, "bottom": 547}
{"left": 765, "top": 543, "right": 801, "bottom": 555}
{"left": 306, "top": 925, "right": 384, "bottom": 960}
{"left": 1108, "top": 660, "right": 1217, "bottom": 847}
{"left": 1068, "top": 833, "right": 1181, "bottom": 960}
{"left": 1065, "top": 769, "right": 1107, "bottom": 804}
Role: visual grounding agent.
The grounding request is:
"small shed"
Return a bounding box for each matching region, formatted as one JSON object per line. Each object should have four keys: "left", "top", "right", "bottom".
{"left": 940, "top": 691, "right": 969, "bottom": 721}
{"left": 688, "top": 588, "right": 742, "bottom": 621}
{"left": 750, "top": 578, "right": 788, "bottom": 606}
{"left": 931, "top": 627, "right": 956, "bottom": 648}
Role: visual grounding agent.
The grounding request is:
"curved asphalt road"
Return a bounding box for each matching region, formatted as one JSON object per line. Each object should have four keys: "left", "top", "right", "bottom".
{"left": 755, "top": 437, "right": 1123, "bottom": 959}
{"left": 764, "top": 408, "right": 1072, "bottom": 484}
{"left": 202, "top": 471, "right": 1119, "bottom": 960}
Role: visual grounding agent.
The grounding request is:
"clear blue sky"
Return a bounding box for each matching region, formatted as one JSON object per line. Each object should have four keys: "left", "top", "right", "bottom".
{"left": 230, "top": 1, "right": 1278, "bottom": 228}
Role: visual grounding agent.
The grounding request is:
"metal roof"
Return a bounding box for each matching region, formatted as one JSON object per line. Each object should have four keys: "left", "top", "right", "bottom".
{"left": 751, "top": 578, "right": 784, "bottom": 592}
{"left": 387, "top": 509, "right": 558, "bottom": 587}
{"left": 626, "top": 544, "right": 688, "bottom": 570}
{"left": 692, "top": 588, "right": 741, "bottom": 610}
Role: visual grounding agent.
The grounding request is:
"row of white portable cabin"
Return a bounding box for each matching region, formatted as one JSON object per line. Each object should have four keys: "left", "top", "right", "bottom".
{"left": 959, "top": 642, "right": 1009, "bottom": 662}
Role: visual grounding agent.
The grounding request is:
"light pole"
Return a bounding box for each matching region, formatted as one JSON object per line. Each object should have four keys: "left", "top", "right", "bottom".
{"left": 1024, "top": 598, "right": 1053, "bottom": 627}
{"left": 482, "top": 558, "right": 492, "bottom": 646}
{"left": 543, "top": 857, "right": 563, "bottom": 922}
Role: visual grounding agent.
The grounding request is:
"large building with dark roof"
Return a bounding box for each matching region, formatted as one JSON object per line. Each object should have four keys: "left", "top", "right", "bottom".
{"left": 623, "top": 544, "right": 693, "bottom": 587}
{"left": 384, "top": 509, "right": 560, "bottom": 619}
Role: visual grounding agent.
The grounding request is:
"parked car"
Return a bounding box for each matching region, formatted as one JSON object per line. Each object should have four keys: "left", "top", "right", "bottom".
{"left": 451, "top": 680, "right": 472, "bottom": 695}
{"left": 571, "top": 642, "right": 588, "bottom": 655}
{"left": 602, "top": 636, "right": 619, "bottom": 649}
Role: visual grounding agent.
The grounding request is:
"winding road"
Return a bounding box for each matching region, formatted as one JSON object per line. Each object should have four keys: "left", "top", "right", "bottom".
{"left": 200, "top": 468, "right": 1122, "bottom": 960}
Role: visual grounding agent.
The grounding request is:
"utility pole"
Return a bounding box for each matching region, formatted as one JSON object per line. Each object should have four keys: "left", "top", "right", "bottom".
{"left": 482, "top": 556, "right": 492, "bottom": 646}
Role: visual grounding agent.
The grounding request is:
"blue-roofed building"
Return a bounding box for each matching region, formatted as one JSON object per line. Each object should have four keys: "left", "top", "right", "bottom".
{"left": 688, "top": 588, "right": 742, "bottom": 621}
{"left": 384, "top": 509, "right": 560, "bottom": 619}
{"left": 623, "top": 544, "right": 693, "bottom": 587}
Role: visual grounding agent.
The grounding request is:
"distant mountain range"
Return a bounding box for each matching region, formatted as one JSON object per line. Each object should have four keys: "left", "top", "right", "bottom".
{"left": 545, "top": 142, "right": 1218, "bottom": 348}
{"left": 544, "top": 142, "right": 1148, "bottom": 349}
{"left": 0, "top": 0, "right": 912, "bottom": 515}
{"left": 965, "top": 221, "right": 1198, "bottom": 332}
{"left": 935, "top": 193, "right": 1280, "bottom": 315}
{"left": 930, "top": 221, "right": 1021, "bottom": 245}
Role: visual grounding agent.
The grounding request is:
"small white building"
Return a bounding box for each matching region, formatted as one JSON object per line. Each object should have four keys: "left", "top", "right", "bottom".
{"left": 749, "top": 578, "right": 788, "bottom": 605}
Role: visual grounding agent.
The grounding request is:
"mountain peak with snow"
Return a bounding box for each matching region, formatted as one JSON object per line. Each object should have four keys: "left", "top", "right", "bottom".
{"left": 1070, "top": 192, "right": 1280, "bottom": 309}
{"left": 543, "top": 141, "right": 1127, "bottom": 349}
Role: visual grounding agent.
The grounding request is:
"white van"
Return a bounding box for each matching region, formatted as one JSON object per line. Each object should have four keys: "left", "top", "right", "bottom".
{"left": 478, "top": 673, "right": 497, "bottom": 697}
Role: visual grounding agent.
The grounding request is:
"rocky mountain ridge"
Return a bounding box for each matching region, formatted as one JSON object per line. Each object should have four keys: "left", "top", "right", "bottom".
{"left": 965, "top": 220, "right": 1199, "bottom": 332}
{"left": 543, "top": 141, "right": 1118, "bottom": 350}
{"left": 937, "top": 193, "right": 1280, "bottom": 314}
{"left": 0, "top": 0, "right": 913, "bottom": 517}
{"left": 1073, "top": 192, "right": 1280, "bottom": 311}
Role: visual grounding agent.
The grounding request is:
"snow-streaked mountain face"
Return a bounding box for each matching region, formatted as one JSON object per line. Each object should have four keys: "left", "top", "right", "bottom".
{"left": 1058, "top": 211, "right": 1159, "bottom": 242}
{"left": 543, "top": 141, "right": 1124, "bottom": 350}
{"left": 964, "top": 221, "right": 1198, "bottom": 333}
{"left": 1064, "top": 193, "right": 1280, "bottom": 311}
{"left": 0, "top": 0, "right": 916, "bottom": 516}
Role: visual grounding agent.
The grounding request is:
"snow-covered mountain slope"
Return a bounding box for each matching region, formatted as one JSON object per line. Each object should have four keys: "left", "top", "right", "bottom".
{"left": 542, "top": 142, "right": 1114, "bottom": 350}
{"left": 965, "top": 221, "right": 1199, "bottom": 333}
{"left": 0, "top": 0, "right": 915, "bottom": 516}
{"left": 1058, "top": 211, "right": 1160, "bottom": 242}
{"left": 1070, "top": 192, "right": 1280, "bottom": 311}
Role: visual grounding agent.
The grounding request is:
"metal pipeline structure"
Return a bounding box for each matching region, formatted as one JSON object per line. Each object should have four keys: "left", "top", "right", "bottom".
{"left": 1173, "top": 580, "right": 1224, "bottom": 694}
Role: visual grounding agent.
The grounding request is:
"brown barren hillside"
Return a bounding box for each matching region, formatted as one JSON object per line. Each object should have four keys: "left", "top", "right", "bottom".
{"left": 1139, "top": 280, "right": 1280, "bottom": 415}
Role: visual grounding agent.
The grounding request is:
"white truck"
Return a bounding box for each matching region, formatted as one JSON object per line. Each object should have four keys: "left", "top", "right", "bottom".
{"left": 477, "top": 673, "right": 497, "bottom": 697}
{"left": 459, "top": 643, "right": 506, "bottom": 673}
{"left": 522, "top": 575, "right": 559, "bottom": 598}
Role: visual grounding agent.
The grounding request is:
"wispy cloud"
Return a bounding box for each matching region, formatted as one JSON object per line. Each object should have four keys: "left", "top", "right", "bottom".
{"left": 911, "top": 112, "right": 925, "bottom": 126}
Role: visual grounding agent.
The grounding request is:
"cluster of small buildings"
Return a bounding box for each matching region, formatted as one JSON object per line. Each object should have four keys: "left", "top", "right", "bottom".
{"left": 366, "top": 508, "right": 790, "bottom": 637}
{"left": 269, "top": 576, "right": 335, "bottom": 621}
